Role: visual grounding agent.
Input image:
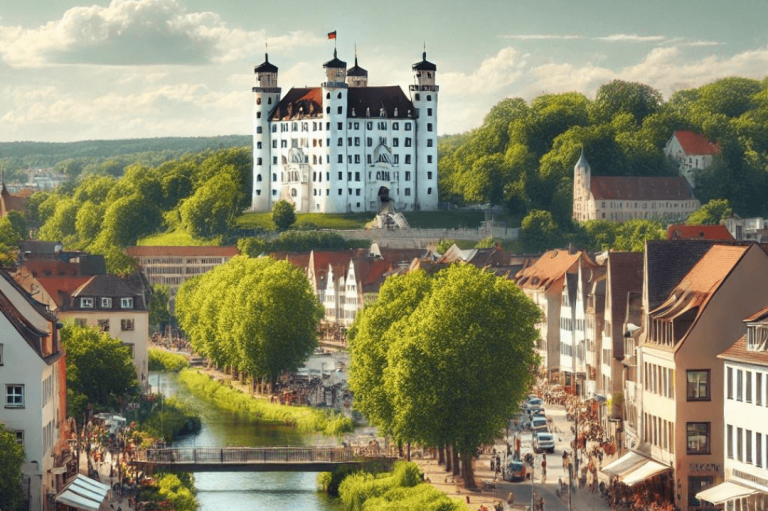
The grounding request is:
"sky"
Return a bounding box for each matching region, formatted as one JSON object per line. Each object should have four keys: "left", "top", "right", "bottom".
{"left": 2, "top": 0, "right": 768, "bottom": 142}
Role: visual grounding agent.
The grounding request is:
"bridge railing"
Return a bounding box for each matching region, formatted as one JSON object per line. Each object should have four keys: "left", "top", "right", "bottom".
{"left": 133, "top": 446, "right": 360, "bottom": 464}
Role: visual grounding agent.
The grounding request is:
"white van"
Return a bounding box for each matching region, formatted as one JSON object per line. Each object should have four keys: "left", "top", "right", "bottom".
{"left": 531, "top": 416, "right": 548, "bottom": 433}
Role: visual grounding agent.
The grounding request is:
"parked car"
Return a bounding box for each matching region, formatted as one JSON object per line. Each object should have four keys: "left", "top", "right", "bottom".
{"left": 531, "top": 416, "right": 549, "bottom": 433}
{"left": 505, "top": 460, "right": 527, "bottom": 481}
{"left": 533, "top": 432, "right": 556, "bottom": 453}
{"left": 523, "top": 397, "right": 543, "bottom": 414}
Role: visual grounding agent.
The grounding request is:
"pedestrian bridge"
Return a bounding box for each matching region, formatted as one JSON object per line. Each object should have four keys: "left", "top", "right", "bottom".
{"left": 131, "top": 446, "right": 396, "bottom": 473}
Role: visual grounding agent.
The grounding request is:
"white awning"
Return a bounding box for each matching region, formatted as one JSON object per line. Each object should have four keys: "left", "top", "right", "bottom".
{"left": 696, "top": 481, "right": 759, "bottom": 505}
{"left": 622, "top": 459, "right": 671, "bottom": 487}
{"left": 55, "top": 474, "right": 110, "bottom": 511}
{"left": 602, "top": 451, "right": 648, "bottom": 478}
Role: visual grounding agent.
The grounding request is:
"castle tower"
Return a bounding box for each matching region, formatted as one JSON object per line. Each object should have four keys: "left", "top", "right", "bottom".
{"left": 346, "top": 55, "right": 368, "bottom": 88}
{"left": 322, "top": 50, "right": 349, "bottom": 213}
{"left": 410, "top": 51, "right": 439, "bottom": 210}
{"left": 573, "top": 148, "right": 591, "bottom": 221}
{"left": 252, "top": 53, "right": 281, "bottom": 211}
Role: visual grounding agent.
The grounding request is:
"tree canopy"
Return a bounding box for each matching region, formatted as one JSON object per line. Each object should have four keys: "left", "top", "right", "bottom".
{"left": 272, "top": 200, "right": 297, "bottom": 230}
{"left": 0, "top": 423, "right": 25, "bottom": 511}
{"left": 175, "top": 255, "right": 323, "bottom": 383}
{"left": 348, "top": 264, "right": 540, "bottom": 486}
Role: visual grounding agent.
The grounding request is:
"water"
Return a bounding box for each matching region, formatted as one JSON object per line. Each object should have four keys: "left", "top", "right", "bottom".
{"left": 152, "top": 371, "right": 343, "bottom": 511}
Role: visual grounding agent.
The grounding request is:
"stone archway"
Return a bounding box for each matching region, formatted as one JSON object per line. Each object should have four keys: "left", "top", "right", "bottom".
{"left": 378, "top": 186, "right": 390, "bottom": 202}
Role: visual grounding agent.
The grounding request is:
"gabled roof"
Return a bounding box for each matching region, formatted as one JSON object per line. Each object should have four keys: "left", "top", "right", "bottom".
{"left": 645, "top": 240, "right": 720, "bottom": 311}
{"left": 350, "top": 256, "right": 391, "bottom": 294}
{"left": 666, "top": 224, "right": 734, "bottom": 241}
{"left": 270, "top": 87, "right": 324, "bottom": 121}
{"left": 673, "top": 130, "right": 721, "bottom": 156}
{"left": 1, "top": 183, "right": 28, "bottom": 215}
{"left": 0, "top": 287, "right": 53, "bottom": 362}
{"left": 412, "top": 51, "right": 437, "bottom": 71}
{"left": 270, "top": 252, "right": 311, "bottom": 271}
{"left": 36, "top": 277, "right": 93, "bottom": 308}
{"left": 72, "top": 273, "right": 147, "bottom": 303}
{"left": 126, "top": 246, "right": 239, "bottom": 257}
{"left": 650, "top": 245, "right": 750, "bottom": 347}
{"left": 1, "top": 269, "right": 57, "bottom": 322}
{"left": 515, "top": 249, "right": 590, "bottom": 294}
{"left": 590, "top": 176, "right": 696, "bottom": 201}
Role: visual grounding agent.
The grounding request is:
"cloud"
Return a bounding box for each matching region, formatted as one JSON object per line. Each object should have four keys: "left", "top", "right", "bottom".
{"left": 499, "top": 34, "right": 582, "bottom": 41}
{"left": 681, "top": 40, "right": 724, "bottom": 47}
{"left": 0, "top": 0, "right": 323, "bottom": 67}
{"left": 595, "top": 34, "right": 667, "bottom": 43}
{"left": 441, "top": 47, "right": 528, "bottom": 95}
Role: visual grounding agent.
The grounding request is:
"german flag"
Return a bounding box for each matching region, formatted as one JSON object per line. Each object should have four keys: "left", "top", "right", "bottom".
{"left": 328, "top": 31, "right": 337, "bottom": 40}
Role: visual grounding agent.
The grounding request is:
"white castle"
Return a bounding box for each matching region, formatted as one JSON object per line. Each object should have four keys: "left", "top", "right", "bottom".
{"left": 251, "top": 49, "right": 439, "bottom": 213}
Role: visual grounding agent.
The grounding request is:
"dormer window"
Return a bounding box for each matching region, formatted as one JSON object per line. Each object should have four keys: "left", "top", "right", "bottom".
{"left": 101, "top": 297, "right": 112, "bottom": 309}
{"left": 121, "top": 297, "right": 134, "bottom": 309}
{"left": 747, "top": 325, "right": 768, "bottom": 351}
{"left": 81, "top": 298, "right": 93, "bottom": 309}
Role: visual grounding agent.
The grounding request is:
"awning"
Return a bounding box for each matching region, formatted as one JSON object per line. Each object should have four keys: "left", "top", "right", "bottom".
{"left": 602, "top": 451, "right": 648, "bottom": 478}
{"left": 55, "top": 474, "right": 110, "bottom": 511}
{"left": 622, "top": 459, "right": 671, "bottom": 487}
{"left": 696, "top": 481, "right": 759, "bottom": 505}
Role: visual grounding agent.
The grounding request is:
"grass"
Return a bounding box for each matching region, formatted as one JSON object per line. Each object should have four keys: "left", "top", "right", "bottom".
{"left": 138, "top": 472, "right": 198, "bottom": 511}
{"left": 138, "top": 396, "right": 202, "bottom": 443}
{"left": 235, "top": 210, "right": 486, "bottom": 231}
{"left": 336, "top": 461, "right": 469, "bottom": 511}
{"left": 177, "top": 369, "right": 354, "bottom": 436}
{"left": 148, "top": 348, "right": 190, "bottom": 372}
{"left": 138, "top": 230, "right": 220, "bottom": 247}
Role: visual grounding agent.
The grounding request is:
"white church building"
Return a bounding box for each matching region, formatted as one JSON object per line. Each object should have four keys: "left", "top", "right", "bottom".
{"left": 251, "top": 50, "right": 439, "bottom": 213}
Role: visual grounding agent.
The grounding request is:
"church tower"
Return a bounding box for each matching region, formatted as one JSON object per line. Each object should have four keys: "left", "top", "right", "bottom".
{"left": 411, "top": 51, "right": 439, "bottom": 210}
{"left": 346, "top": 54, "right": 368, "bottom": 88}
{"left": 252, "top": 53, "right": 281, "bottom": 212}
{"left": 573, "top": 148, "right": 591, "bottom": 221}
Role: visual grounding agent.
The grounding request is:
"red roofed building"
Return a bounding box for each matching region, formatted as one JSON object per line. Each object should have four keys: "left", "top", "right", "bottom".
{"left": 664, "top": 130, "right": 721, "bottom": 189}
{"left": 573, "top": 149, "right": 699, "bottom": 223}
{"left": 666, "top": 224, "right": 735, "bottom": 241}
{"left": 1, "top": 182, "right": 28, "bottom": 218}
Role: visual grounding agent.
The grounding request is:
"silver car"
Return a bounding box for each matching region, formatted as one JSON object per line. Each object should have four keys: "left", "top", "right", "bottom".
{"left": 534, "top": 432, "right": 555, "bottom": 453}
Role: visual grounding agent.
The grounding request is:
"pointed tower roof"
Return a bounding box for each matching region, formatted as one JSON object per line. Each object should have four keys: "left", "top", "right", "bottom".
{"left": 323, "top": 49, "right": 347, "bottom": 69}
{"left": 575, "top": 147, "right": 590, "bottom": 172}
{"left": 254, "top": 53, "right": 278, "bottom": 73}
{"left": 347, "top": 56, "right": 368, "bottom": 77}
{"left": 412, "top": 51, "right": 436, "bottom": 71}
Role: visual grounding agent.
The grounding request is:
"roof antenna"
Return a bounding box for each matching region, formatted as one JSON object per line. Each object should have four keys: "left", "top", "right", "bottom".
{"left": 265, "top": 42, "right": 268, "bottom": 62}
{"left": 355, "top": 41, "right": 358, "bottom": 66}
{"left": 423, "top": 40, "right": 427, "bottom": 61}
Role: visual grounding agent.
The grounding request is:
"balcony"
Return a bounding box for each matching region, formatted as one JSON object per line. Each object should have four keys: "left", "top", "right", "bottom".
{"left": 322, "top": 82, "right": 348, "bottom": 88}
{"left": 409, "top": 84, "right": 439, "bottom": 92}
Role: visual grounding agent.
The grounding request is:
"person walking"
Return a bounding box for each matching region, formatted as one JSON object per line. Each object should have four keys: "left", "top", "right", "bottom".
{"left": 562, "top": 449, "right": 568, "bottom": 469}
{"left": 541, "top": 454, "right": 547, "bottom": 484}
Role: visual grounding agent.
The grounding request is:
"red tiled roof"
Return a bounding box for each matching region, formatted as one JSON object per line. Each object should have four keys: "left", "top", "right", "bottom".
{"left": 36, "top": 277, "right": 94, "bottom": 308}
{"left": 718, "top": 337, "right": 768, "bottom": 366}
{"left": 24, "top": 260, "right": 84, "bottom": 277}
{"left": 515, "top": 250, "right": 590, "bottom": 294}
{"left": 270, "top": 87, "right": 323, "bottom": 121}
{"left": 590, "top": 176, "right": 696, "bottom": 201}
{"left": 674, "top": 131, "right": 721, "bottom": 156}
{"left": 270, "top": 86, "right": 416, "bottom": 122}
{"left": 666, "top": 225, "right": 734, "bottom": 241}
{"left": 126, "top": 246, "right": 239, "bottom": 257}
{"left": 270, "top": 252, "right": 311, "bottom": 270}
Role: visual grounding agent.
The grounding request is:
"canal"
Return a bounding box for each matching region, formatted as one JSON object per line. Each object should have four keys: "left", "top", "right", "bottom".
{"left": 152, "top": 370, "right": 343, "bottom": 511}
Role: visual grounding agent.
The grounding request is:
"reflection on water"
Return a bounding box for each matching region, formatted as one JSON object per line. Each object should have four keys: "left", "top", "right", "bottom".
{"left": 152, "top": 372, "right": 342, "bottom": 511}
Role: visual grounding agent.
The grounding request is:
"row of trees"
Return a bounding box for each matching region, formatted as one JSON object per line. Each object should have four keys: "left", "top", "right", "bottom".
{"left": 347, "top": 264, "right": 541, "bottom": 487}
{"left": 175, "top": 256, "right": 324, "bottom": 388}
{"left": 439, "top": 76, "right": 768, "bottom": 224}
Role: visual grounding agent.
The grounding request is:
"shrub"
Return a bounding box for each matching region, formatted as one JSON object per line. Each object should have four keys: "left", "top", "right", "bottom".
{"left": 272, "top": 200, "right": 297, "bottom": 230}
{"left": 148, "top": 349, "right": 190, "bottom": 372}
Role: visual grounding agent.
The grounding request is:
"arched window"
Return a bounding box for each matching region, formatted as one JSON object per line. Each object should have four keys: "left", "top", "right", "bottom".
{"left": 326, "top": 92, "right": 331, "bottom": 99}
{"left": 268, "top": 98, "right": 272, "bottom": 104}
{"left": 257, "top": 174, "right": 262, "bottom": 182}
{"left": 326, "top": 107, "right": 330, "bottom": 114}
{"left": 291, "top": 188, "right": 297, "bottom": 197}
{"left": 337, "top": 92, "right": 342, "bottom": 99}
{"left": 256, "top": 97, "right": 262, "bottom": 105}
{"left": 256, "top": 112, "right": 261, "bottom": 118}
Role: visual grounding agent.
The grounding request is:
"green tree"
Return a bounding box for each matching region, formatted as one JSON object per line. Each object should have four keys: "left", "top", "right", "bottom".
{"left": 436, "top": 238, "right": 455, "bottom": 254}
{"left": 686, "top": 199, "right": 733, "bottom": 225}
{"left": 5, "top": 210, "right": 27, "bottom": 239}
{"left": 75, "top": 201, "right": 103, "bottom": 245}
{"left": 520, "top": 209, "right": 561, "bottom": 252}
{"left": 591, "top": 79, "right": 664, "bottom": 124}
{"left": 613, "top": 219, "right": 665, "bottom": 252}
{"left": 272, "top": 200, "right": 297, "bottom": 230}
{"left": 179, "top": 173, "right": 241, "bottom": 239}
{"left": 149, "top": 284, "right": 172, "bottom": 333}
{"left": 474, "top": 236, "right": 498, "bottom": 249}
{"left": 62, "top": 324, "right": 139, "bottom": 419}
{"left": 0, "top": 423, "right": 25, "bottom": 511}
{"left": 697, "top": 77, "right": 762, "bottom": 118}
{"left": 579, "top": 220, "right": 617, "bottom": 251}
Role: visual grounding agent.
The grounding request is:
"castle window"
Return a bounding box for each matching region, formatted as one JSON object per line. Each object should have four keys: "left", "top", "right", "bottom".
{"left": 256, "top": 190, "right": 261, "bottom": 196}
{"left": 326, "top": 92, "right": 331, "bottom": 99}
{"left": 355, "top": 172, "right": 360, "bottom": 181}
{"left": 602, "top": 202, "right": 605, "bottom": 208}
{"left": 257, "top": 158, "right": 262, "bottom": 166}
{"left": 337, "top": 92, "right": 342, "bottom": 99}
{"left": 338, "top": 155, "right": 343, "bottom": 163}
{"left": 291, "top": 188, "right": 298, "bottom": 197}
{"left": 367, "top": 155, "right": 372, "bottom": 164}
{"left": 292, "top": 122, "right": 297, "bottom": 131}
{"left": 405, "top": 155, "right": 411, "bottom": 164}
{"left": 367, "top": 137, "right": 372, "bottom": 147}
{"left": 348, "top": 137, "right": 353, "bottom": 145}
{"left": 257, "top": 142, "right": 262, "bottom": 149}
{"left": 326, "top": 189, "right": 330, "bottom": 196}
{"left": 272, "top": 125, "right": 277, "bottom": 133}
{"left": 405, "top": 138, "right": 412, "bottom": 147}
{"left": 427, "top": 123, "right": 433, "bottom": 132}
{"left": 337, "top": 106, "right": 343, "bottom": 114}
{"left": 338, "top": 122, "right": 343, "bottom": 130}
{"left": 338, "top": 172, "right": 343, "bottom": 179}
{"left": 428, "top": 187, "right": 432, "bottom": 194}
{"left": 273, "top": 173, "right": 277, "bottom": 181}
{"left": 355, "top": 155, "right": 360, "bottom": 164}
{"left": 257, "top": 97, "right": 262, "bottom": 105}
{"left": 367, "top": 122, "right": 372, "bottom": 130}
{"left": 427, "top": 108, "right": 433, "bottom": 116}
{"left": 355, "top": 137, "right": 360, "bottom": 146}
{"left": 394, "top": 155, "right": 399, "bottom": 165}
{"left": 427, "top": 95, "right": 432, "bottom": 101}
{"left": 257, "top": 175, "right": 262, "bottom": 182}
{"left": 338, "top": 138, "right": 343, "bottom": 146}
{"left": 348, "top": 172, "right": 352, "bottom": 181}
{"left": 405, "top": 171, "right": 411, "bottom": 181}
{"left": 327, "top": 155, "right": 330, "bottom": 163}
{"left": 393, "top": 122, "right": 399, "bottom": 130}
{"left": 326, "top": 122, "right": 330, "bottom": 130}
{"left": 338, "top": 189, "right": 343, "bottom": 195}
{"left": 356, "top": 189, "right": 361, "bottom": 196}
{"left": 302, "top": 122, "right": 308, "bottom": 131}
{"left": 348, "top": 122, "right": 352, "bottom": 129}
{"left": 427, "top": 155, "right": 433, "bottom": 163}
{"left": 427, "top": 139, "right": 433, "bottom": 147}
{"left": 393, "top": 138, "right": 399, "bottom": 147}
{"left": 405, "top": 123, "right": 412, "bottom": 131}
{"left": 272, "top": 190, "right": 277, "bottom": 195}
{"left": 326, "top": 107, "right": 330, "bottom": 113}
{"left": 427, "top": 171, "right": 433, "bottom": 179}
{"left": 268, "top": 98, "right": 272, "bottom": 104}
{"left": 256, "top": 127, "right": 262, "bottom": 134}
{"left": 405, "top": 188, "right": 411, "bottom": 196}
{"left": 348, "top": 155, "right": 352, "bottom": 164}
{"left": 273, "top": 156, "right": 277, "bottom": 164}
{"left": 272, "top": 140, "right": 277, "bottom": 148}
{"left": 256, "top": 112, "right": 261, "bottom": 119}
{"left": 356, "top": 202, "right": 360, "bottom": 208}
{"left": 355, "top": 122, "right": 359, "bottom": 129}
{"left": 415, "top": 93, "right": 420, "bottom": 100}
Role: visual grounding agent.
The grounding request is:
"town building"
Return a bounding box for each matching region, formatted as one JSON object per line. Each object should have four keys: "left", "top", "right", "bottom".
{"left": 1, "top": 182, "right": 28, "bottom": 219}
{"left": 667, "top": 224, "right": 734, "bottom": 241}
{"left": 0, "top": 270, "right": 68, "bottom": 511}
{"left": 725, "top": 216, "right": 768, "bottom": 242}
{"left": 251, "top": 50, "right": 439, "bottom": 214}
{"left": 584, "top": 262, "right": 606, "bottom": 400}
{"left": 664, "top": 131, "right": 721, "bottom": 189}
{"left": 125, "top": 246, "right": 239, "bottom": 298}
{"left": 572, "top": 149, "right": 700, "bottom": 223}
{"left": 696, "top": 305, "right": 768, "bottom": 509}
{"left": 515, "top": 249, "right": 593, "bottom": 376}
{"left": 13, "top": 254, "right": 151, "bottom": 386}
{"left": 636, "top": 243, "right": 768, "bottom": 511}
